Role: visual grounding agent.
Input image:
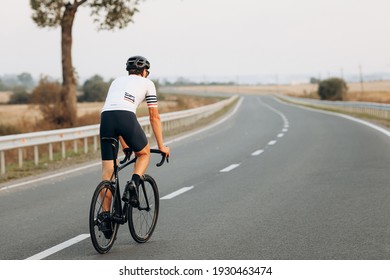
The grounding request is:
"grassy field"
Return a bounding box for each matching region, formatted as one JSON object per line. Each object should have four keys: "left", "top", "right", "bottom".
{"left": 171, "top": 80, "right": 390, "bottom": 103}
{"left": 0, "top": 93, "right": 222, "bottom": 134}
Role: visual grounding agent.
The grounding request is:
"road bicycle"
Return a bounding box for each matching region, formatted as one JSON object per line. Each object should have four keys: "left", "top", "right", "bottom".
{"left": 89, "top": 137, "right": 168, "bottom": 254}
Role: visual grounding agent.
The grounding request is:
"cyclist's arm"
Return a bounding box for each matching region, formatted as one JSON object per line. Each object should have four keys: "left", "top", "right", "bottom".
{"left": 148, "top": 107, "right": 170, "bottom": 156}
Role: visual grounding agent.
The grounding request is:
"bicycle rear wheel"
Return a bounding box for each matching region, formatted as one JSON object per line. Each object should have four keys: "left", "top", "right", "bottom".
{"left": 89, "top": 180, "right": 120, "bottom": 254}
{"left": 128, "top": 174, "right": 159, "bottom": 243}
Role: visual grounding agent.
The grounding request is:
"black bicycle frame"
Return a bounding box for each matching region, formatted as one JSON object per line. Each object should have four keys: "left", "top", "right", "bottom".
{"left": 101, "top": 137, "right": 153, "bottom": 225}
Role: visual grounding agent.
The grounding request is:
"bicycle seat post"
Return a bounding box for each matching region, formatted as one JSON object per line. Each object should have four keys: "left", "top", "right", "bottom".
{"left": 110, "top": 140, "right": 118, "bottom": 181}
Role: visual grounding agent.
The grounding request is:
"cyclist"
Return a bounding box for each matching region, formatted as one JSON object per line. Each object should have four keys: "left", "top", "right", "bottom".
{"left": 99, "top": 56, "right": 170, "bottom": 232}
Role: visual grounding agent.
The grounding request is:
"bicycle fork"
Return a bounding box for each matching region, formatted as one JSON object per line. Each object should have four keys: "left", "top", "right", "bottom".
{"left": 111, "top": 181, "right": 152, "bottom": 224}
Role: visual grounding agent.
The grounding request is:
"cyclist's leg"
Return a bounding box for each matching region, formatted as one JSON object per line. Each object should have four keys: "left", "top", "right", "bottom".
{"left": 101, "top": 160, "right": 114, "bottom": 211}
{"left": 117, "top": 111, "right": 149, "bottom": 181}
{"left": 102, "top": 160, "right": 114, "bottom": 181}
{"left": 121, "top": 143, "right": 150, "bottom": 205}
{"left": 134, "top": 143, "right": 150, "bottom": 177}
{"left": 100, "top": 111, "right": 119, "bottom": 212}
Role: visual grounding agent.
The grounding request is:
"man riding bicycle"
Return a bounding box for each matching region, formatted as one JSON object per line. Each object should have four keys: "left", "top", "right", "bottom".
{"left": 100, "top": 56, "right": 170, "bottom": 218}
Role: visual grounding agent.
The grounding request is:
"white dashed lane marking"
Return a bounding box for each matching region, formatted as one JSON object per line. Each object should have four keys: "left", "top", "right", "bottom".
{"left": 160, "top": 186, "right": 194, "bottom": 200}
{"left": 219, "top": 164, "right": 241, "bottom": 173}
{"left": 251, "top": 149, "right": 264, "bottom": 156}
{"left": 25, "top": 234, "right": 90, "bottom": 260}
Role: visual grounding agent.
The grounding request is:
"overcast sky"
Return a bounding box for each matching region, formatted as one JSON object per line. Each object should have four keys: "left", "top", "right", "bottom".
{"left": 1, "top": 0, "right": 390, "bottom": 83}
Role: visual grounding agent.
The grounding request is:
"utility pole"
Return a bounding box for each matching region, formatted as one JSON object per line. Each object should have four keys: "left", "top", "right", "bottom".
{"left": 359, "top": 64, "right": 364, "bottom": 94}
{"left": 236, "top": 75, "right": 239, "bottom": 94}
{"left": 203, "top": 75, "right": 207, "bottom": 94}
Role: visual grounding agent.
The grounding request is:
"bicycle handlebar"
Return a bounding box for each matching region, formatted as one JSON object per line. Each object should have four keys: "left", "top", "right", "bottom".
{"left": 119, "top": 148, "right": 169, "bottom": 167}
{"left": 150, "top": 149, "right": 169, "bottom": 167}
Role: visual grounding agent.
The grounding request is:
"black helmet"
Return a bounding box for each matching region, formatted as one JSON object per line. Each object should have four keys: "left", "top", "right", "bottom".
{"left": 126, "top": 56, "right": 150, "bottom": 71}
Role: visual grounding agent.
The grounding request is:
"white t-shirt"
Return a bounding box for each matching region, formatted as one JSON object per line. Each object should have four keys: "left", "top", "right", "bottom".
{"left": 101, "top": 75, "right": 157, "bottom": 113}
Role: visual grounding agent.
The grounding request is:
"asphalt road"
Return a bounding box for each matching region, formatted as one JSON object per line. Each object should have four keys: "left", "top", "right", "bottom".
{"left": 1, "top": 95, "right": 389, "bottom": 260}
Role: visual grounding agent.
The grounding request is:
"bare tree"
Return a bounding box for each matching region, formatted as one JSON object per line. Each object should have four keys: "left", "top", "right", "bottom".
{"left": 30, "top": 0, "right": 141, "bottom": 127}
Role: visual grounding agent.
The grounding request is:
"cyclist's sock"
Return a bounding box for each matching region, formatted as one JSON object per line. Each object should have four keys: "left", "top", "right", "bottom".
{"left": 132, "top": 174, "right": 141, "bottom": 187}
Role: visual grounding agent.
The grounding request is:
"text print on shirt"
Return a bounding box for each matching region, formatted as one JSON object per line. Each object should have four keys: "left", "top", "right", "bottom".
{"left": 124, "top": 92, "right": 135, "bottom": 103}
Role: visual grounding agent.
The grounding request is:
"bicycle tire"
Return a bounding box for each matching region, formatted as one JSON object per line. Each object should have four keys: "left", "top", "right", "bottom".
{"left": 128, "top": 174, "right": 159, "bottom": 243}
{"left": 89, "top": 180, "right": 120, "bottom": 254}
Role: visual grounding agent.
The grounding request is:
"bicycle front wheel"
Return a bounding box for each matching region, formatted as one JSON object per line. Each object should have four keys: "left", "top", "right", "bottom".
{"left": 128, "top": 174, "right": 159, "bottom": 243}
{"left": 89, "top": 180, "right": 120, "bottom": 254}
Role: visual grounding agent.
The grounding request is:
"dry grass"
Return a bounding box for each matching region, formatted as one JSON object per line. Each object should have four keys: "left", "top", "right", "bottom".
{"left": 0, "top": 91, "right": 11, "bottom": 103}
{"left": 0, "top": 93, "right": 222, "bottom": 134}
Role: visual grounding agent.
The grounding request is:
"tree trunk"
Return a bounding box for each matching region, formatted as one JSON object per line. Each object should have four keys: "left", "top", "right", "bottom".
{"left": 60, "top": 3, "right": 78, "bottom": 127}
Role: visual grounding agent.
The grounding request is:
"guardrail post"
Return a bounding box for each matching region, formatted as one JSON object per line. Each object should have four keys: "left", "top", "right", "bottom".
{"left": 73, "top": 140, "right": 78, "bottom": 154}
{"left": 93, "top": 136, "right": 98, "bottom": 151}
{"left": 1, "top": 151, "right": 5, "bottom": 175}
{"left": 34, "top": 145, "right": 39, "bottom": 166}
{"left": 18, "top": 148, "right": 23, "bottom": 167}
{"left": 49, "top": 143, "right": 53, "bottom": 161}
{"left": 84, "top": 138, "right": 88, "bottom": 153}
{"left": 61, "top": 141, "right": 66, "bottom": 159}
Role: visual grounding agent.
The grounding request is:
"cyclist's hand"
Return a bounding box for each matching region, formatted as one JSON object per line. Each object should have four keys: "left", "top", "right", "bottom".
{"left": 159, "top": 146, "right": 170, "bottom": 159}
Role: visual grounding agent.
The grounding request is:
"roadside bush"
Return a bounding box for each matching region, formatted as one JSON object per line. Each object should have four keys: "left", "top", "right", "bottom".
{"left": 8, "top": 86, "right": 30, "bottom": 104}
{"left": 80, "top": 75, "right": 109, "bottom": 102}
{"left": 31, "top": 77, "right": 65, "bottom": 128}
{"left": 317, "top": 78, "right": 348, "bottom": 101}
{"left": 0, "top": 124, "right": 21, "bottom": 136}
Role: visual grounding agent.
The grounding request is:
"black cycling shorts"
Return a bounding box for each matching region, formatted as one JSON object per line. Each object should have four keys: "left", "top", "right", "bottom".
{"left": 100, "top": 110, "right": 148, "bottom": 160}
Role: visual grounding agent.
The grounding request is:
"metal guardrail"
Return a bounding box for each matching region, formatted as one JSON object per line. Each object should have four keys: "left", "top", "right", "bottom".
{"left": 276, "top": 95, "right": 390, "bottom": 119}
{"left": 0, "top": 95, "right": 238, "bottom": 175}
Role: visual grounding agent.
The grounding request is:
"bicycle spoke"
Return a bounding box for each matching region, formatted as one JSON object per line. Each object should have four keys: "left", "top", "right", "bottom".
{"left": 89, "top": 181, "right": 119, "bottom": 254}
{"left": 128, "top": 175, "right": 159, "bottom": 243}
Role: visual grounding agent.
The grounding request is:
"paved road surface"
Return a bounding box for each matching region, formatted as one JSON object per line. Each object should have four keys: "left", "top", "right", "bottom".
{"left": 1, "top": 95, "right": 389, "bottom": 260}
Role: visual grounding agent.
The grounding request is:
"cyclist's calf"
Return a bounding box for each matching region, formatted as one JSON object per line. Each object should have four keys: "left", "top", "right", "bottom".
{"left": 133, "top": 143, "right": 151, "bottom": 176}
{"left": 102, "top": 160, "right": 115, "bottom": 181}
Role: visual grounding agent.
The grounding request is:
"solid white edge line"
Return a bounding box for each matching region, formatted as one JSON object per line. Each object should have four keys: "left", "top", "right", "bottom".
{"left": 1, "top": 97, "right": 243, "bottom": 193}
{"left": 160, "top": 186, "right": 194, "bottom": 200}
{"left": 25, "top": 234, "right": 90, "bottom": 260}
{"left": 1, "top": 162, "right": 101, "bottom": 192}
{"left": 273, "top": 96, "right": 390, "bottom": 138}
{"left": 220, "top": 163, "right": 240, "bottom": 173}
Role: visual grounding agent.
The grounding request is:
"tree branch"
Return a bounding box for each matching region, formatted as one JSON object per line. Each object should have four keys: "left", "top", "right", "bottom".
{"left": 75, "top": 0, "right": 88, "bottom": 8}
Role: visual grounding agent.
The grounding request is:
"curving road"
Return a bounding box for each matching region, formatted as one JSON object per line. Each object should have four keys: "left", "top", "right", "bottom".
{"left": 1, "top": 95, "right": 389, "bottom": 260}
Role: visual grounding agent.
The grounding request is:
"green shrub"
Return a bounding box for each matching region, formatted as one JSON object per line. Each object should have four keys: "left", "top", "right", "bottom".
{"left": 31, "top": 76, "right": 65, "bottom": 128}
{"left": 0, "top": 124, "right": 20, "bottom": 136}
{"left": 317, "top": 78, "right": 348, "bottom": 101}
{"left": 8, "top": 86, "right": 30, "bottom": 104}
{"left": 80, "top": 75, "right": 109, "bottom": 102}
